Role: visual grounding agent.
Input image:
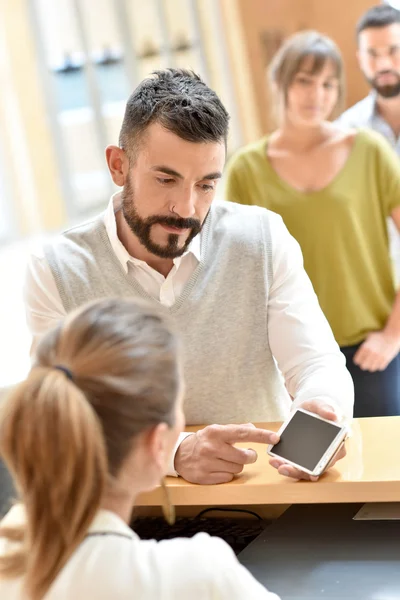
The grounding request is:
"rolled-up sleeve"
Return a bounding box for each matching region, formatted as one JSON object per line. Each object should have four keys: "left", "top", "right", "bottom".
{"left": 267, "top": 213, "right": 354, "bottom": 422}
{"left": 24, "top": 252, "right": 66, "bottom": 357}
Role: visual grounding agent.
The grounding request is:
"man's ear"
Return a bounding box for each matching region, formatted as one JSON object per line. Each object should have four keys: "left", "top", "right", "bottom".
{"left": 105, "top": 145, "right": 129, "bottom": 187}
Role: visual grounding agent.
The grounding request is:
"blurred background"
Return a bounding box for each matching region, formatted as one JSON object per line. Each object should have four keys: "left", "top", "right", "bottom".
{"left": 0, "top": 0, "right": 389, "bottom": 387}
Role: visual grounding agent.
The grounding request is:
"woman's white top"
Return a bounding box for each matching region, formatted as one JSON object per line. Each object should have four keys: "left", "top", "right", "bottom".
{"left": 0, "top": 506, "right": 279, "bottom": 599}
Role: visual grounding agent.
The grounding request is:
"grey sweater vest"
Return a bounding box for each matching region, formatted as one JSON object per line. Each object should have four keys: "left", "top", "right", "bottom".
{"left": 45, "top": 201, "right": 290, "bottom": 424}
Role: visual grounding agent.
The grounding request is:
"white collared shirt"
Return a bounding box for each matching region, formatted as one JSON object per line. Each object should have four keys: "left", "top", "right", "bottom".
{"left": 0, "top": 505, "right": 279, "bottom": 600}
{"left": 24, "top": 194, "right": 354, "bottom": 474}
{"left": 104, "top": 195, "right": 201, "bottom": 307}
{"left": 26, "top": 194, "right": 201, "bottom": 329}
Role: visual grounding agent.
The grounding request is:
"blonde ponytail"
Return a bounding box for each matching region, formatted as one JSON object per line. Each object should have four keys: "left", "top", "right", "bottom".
{"left": 0, "top": 298, "right": 180, "bottom": 598}
{"left": 0, "top": 366, "right": 108, "bottom": 600}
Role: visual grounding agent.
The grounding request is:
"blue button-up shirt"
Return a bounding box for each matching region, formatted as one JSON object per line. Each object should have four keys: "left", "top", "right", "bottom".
{"left": 338, "top": 91, "right": 400, "bottom": 153}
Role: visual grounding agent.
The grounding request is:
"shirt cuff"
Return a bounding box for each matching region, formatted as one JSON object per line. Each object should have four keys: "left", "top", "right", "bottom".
{"left": 166, "top": 431, "right": 195, "bottom": 477}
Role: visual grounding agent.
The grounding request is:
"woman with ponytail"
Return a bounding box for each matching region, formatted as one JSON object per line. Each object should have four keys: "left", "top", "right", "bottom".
{"left": 0, "top": 298, "right": 278, "bottom": 600}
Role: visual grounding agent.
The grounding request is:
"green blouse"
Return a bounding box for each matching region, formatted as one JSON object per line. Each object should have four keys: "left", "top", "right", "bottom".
{"left": 225, "top": 129, "right": 400, "bottom": 346}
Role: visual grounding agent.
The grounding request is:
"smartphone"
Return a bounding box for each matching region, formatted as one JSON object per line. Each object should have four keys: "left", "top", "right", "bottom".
{"left": 267, "top": 408, "right": 348, "bottom": 477}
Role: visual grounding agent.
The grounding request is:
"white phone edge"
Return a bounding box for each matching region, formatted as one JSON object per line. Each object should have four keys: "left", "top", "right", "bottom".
{"left": 266, "top": 407, "right": 349, "bottom": 477}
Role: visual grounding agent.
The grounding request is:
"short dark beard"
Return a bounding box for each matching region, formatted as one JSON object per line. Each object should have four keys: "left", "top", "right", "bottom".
{"left": 368, "top": 71, "right": 400, "bottom": 99}
{"left": 121, "top": 177, "right": 203, "bottom": 259}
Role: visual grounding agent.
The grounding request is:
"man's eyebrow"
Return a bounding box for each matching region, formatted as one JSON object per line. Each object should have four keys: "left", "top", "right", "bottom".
{"left": 151, "top": 165, "right": 184, "bottom": 179}
{"left": 202, "top": 172, "right": 222, "bottom": 180}
{"left": 151, "top": 166, "right": 222, "bottom": 180}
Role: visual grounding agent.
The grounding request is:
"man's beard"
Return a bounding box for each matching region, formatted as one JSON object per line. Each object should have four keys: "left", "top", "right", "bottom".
{"left": 121, "top": 177, "right": 203, "bottom": 260}
{"left": 368, "top": 71, "right": 400, "bottom": 99}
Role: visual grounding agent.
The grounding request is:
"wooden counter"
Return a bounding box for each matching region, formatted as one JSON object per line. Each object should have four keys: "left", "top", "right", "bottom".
{"left": 137, "top": 417, "right": 400, "bottom": 506}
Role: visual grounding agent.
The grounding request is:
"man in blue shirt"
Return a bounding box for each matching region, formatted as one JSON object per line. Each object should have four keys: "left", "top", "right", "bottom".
{"left": 338, "top": 4, "right": 400, "bottom": 276}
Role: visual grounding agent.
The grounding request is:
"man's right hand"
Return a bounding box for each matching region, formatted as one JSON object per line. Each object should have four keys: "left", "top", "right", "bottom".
{"left": 174, "top": 423, "right": 280, "bottom": 484}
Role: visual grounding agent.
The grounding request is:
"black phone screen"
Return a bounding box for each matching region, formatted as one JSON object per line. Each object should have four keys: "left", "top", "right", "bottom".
{"left": 270, "top": 410, "right": 342, "bottom": 471}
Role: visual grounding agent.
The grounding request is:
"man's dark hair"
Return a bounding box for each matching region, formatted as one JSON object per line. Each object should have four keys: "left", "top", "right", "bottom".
{"left": 356, "top": 3, "right": 400, "bottom": 38}
{"left": 119, "top": 68, "right": 229, "bottom": 158}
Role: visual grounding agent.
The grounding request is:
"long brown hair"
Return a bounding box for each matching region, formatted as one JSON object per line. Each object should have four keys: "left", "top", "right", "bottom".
{"left": 0, "top": 298, "right": 180, "bottom": 600}
{"left": 268, "top": 30, "right": 346, "bottom": 124}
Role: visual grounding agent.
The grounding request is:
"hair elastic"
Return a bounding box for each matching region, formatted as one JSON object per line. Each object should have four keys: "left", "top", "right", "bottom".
{"left": 54, "top": 365, "right": 74, "bottom": 381}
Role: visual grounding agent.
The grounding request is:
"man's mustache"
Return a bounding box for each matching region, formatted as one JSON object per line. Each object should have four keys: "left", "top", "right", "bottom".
{"left": 375, "top": 70, "right": 399, "bottom": 78}
{"left": 146, "top": 215, "right": 201, "bottom": 231}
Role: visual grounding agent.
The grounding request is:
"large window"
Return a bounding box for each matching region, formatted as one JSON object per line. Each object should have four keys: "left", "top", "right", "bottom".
{"left": 30, "top": 0, "right": 132, "bottom": 217}
{"left": 29, "top": 0, "right": 242, "bottom": 220}
{"left": 0, "top": 141, "right": 16, "bottom": 244}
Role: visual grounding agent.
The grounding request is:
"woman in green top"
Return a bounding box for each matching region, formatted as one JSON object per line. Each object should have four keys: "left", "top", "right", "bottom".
{"left": 225, "top": 30, "right": 400, "bottom": 418}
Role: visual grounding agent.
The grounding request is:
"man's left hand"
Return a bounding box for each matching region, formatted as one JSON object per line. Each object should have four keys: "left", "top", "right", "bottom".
{"left": 353, "top": 330, "right": 400, "bottom": 372}
{"left": 268, "top": 400, "right": 346, "bottom": 481}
